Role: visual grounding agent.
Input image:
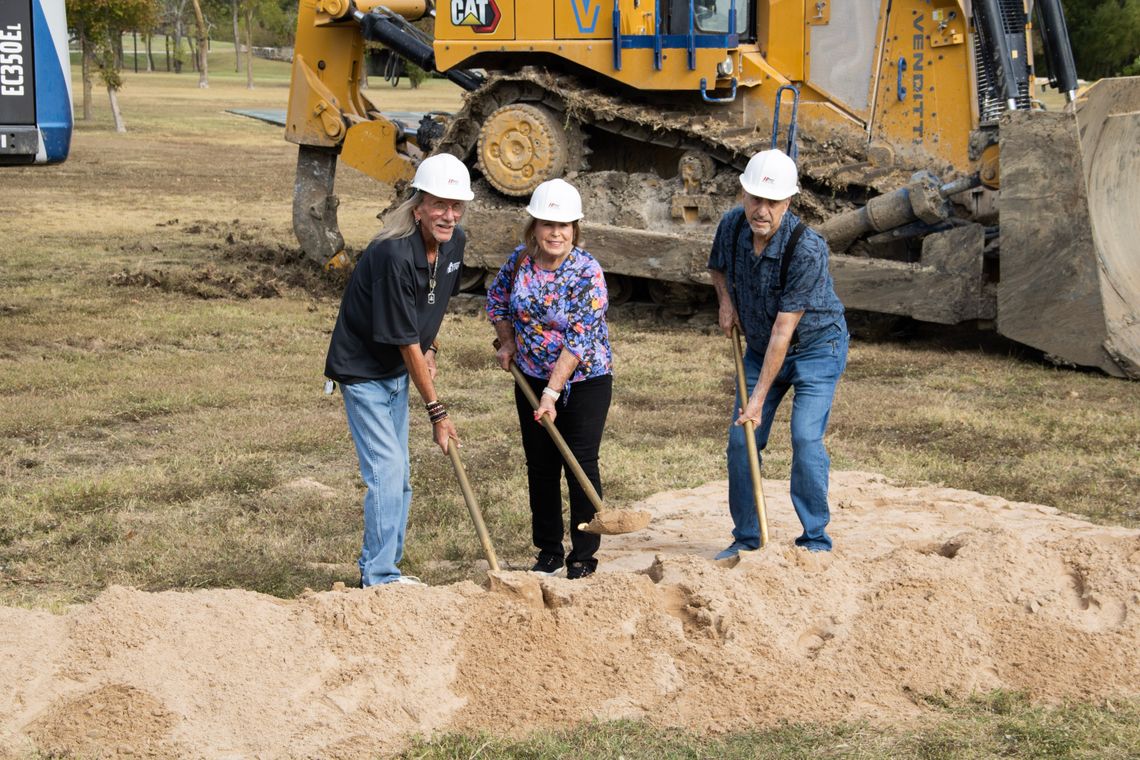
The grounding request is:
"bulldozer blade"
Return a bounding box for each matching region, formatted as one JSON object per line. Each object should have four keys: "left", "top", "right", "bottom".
{"left": 998, "top": 77, "right": 1140, "bottom": 379}
{"left": 577, "top": 509, "right": 651, "bottom": 536}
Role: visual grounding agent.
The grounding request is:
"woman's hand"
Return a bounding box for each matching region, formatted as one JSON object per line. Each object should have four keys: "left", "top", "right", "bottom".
{"left": 535, "top": 396, "right": 557, "bottom": 424}
{"left": 496, "top": 341, "right": 516, "bottom": 371}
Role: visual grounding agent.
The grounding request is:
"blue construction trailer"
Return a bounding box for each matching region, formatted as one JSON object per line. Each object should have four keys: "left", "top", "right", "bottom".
{"left": 0, "top": 0, "right": 72, "bottom": 164}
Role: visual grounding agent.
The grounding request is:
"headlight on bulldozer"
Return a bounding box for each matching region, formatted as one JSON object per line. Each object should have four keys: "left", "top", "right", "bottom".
{"left": 717, "top": 58, "right": 734, "bottom": 78}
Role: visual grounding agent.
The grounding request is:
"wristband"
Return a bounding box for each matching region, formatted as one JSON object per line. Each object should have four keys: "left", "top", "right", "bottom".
{"left": 541, "top": 386, "right": 561, "bottom": 401}
{"left": 427, "top": 341, "right": 439, "bottom": 355}
{"left": 425, "top": 400, "right": 448, "bottom": 424}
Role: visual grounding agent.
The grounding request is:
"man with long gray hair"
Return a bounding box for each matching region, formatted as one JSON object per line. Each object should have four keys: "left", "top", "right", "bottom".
{"left": 324, "top": 153, "right": 473, "bottom": 587}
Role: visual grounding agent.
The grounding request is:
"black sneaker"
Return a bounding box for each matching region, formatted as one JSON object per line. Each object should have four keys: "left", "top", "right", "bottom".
{"left": 530, "top": 554, "right": 564, "bottom": 576}
{"left": 566, "top": 562, "right": 595, "bottom": 580}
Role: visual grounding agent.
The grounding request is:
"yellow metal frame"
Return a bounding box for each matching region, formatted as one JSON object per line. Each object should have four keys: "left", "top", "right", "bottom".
{"left": 869, "top": 0, "right": 975, "bottom": 168}
{"left": 286, "top": 0, "right": 424, "bottom": 183}
{"left": 286, "top": 0, "right": 370, "bottom": 147}
{"left": 287, "top": 0, "right": 986, "bottom": 188}
{"left": 434, "top": 0, "right": 736, "bottom": 92}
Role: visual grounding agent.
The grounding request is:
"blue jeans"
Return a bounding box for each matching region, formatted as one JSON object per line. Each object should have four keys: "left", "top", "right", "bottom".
{"left": 727, "top": 328, "right": 848, "bottom": 551}
{"left": 341, "top": 375, "right": 413, "bottom": 585}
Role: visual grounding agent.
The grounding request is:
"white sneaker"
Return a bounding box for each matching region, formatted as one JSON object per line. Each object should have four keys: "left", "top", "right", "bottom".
{"left": 388, "top": 575, "right": 426, "bottom": 586}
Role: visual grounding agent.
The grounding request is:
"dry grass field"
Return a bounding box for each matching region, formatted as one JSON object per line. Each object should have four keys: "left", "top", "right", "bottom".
{"left": 1, "top": 50, "right": 1138, "bottom": 757}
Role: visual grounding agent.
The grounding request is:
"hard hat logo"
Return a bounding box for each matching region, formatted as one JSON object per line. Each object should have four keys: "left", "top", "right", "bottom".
{"left": 451, "top": 0, "right": 501, "bottom": 33}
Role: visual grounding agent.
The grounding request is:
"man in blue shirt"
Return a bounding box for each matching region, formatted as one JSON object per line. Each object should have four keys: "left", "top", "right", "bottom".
{"left": 708, "top": 149, "right": 849, "bottom": 557}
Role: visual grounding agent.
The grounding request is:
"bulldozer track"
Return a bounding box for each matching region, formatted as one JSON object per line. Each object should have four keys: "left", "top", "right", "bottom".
{"left": 437, "top": 69, "right": 748, "bottom": 174}
{"left": 435, "top": 68, "right": 905, "bottom": 224}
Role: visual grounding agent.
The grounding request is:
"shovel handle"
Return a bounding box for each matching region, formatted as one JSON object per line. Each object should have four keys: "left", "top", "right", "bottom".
{"left": 497, "top": 342, "right": 607, "bottom": 515}
{"left": 731, "top": 325, "right": 769, "bottom": 548}
{"left": 447, "top": 443, "right": 500, "bottom": 572}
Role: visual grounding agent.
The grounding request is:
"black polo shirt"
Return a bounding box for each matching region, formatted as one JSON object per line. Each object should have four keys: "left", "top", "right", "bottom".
{"left": 325, "top": 227, "right": 465, "bottom": 383}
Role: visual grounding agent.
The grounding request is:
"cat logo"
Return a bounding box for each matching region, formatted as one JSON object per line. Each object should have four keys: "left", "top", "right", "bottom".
{"left": 450, "top": 0, "right": 501, "bottom": 33}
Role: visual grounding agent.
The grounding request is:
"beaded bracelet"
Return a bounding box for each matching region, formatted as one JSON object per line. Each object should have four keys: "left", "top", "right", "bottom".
{"left": 425, "top": 400, "right": 448, "bottom": 425}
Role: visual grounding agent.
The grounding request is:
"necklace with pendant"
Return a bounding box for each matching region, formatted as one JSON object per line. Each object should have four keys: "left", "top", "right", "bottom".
{"left": 427, "top": 252, "right": 439, "bottom": 305}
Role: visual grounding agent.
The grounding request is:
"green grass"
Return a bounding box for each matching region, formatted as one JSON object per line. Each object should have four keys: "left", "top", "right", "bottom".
{"left": 1, "top": 62, "right": 1138, "bottom": 758}
{"left": 401, "top": 693, "right": 1140, "bottom": 759}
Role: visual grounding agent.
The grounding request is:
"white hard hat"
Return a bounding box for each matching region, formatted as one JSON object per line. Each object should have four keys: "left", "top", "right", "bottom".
{"left": 525, "top": 178, "right": 584, "bottom": 223}
{"left": 739, "top": 149, "right": 799, "bottom": 201}
{"left": 412, "top": 153, "right": 474, "bottom": 201}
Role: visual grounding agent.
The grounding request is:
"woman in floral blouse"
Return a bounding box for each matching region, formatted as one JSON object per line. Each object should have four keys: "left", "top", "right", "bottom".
{"left": 487, "top": 178, "right": 613, "bottom": 580}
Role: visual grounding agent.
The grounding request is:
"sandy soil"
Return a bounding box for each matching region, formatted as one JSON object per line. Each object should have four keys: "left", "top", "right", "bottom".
{"left": 2, "top": 471, "right": 1137, "bottom": 758}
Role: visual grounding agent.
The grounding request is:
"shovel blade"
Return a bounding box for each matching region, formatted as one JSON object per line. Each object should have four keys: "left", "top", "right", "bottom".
{"left": 577, "top": 509, "right": 651, "bottom": 535}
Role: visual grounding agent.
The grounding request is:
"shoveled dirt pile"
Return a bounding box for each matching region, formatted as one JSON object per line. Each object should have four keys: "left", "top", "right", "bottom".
{"left": 2, "top": 471, "right": 1137, "bottom": 758}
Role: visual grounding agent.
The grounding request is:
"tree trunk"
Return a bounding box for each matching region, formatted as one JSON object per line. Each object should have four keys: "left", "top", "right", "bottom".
{"left": 145, "top": 33, "right": 154, "bottom": 72}
{"left": 191, "top": 0, "right": 209, "bottom": 87}
{"left": 172, "top": 18, "right": 184, "bottom": 73}
{"left": 112, "top": 30, "right": 123, "bottom": 70}
{"left": 244, "top": 5, "right": 254, "bottom": 89}
{"left": 80, "top": 30, "right": 93, "bottom": 121}
{"left": 107, "top": 85, "right": 126, "bottom": 133}
{"left": 232, "top": 0, "right": 240, "bottom": 72}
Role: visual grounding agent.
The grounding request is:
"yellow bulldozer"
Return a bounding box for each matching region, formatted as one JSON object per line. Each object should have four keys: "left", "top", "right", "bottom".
{"left": 285, "top": 0, "right": 1140, "bottom": 378}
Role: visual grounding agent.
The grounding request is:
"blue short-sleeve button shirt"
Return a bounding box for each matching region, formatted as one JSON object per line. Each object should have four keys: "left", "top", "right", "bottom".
{"left": 708, "top": 207, "right": 846, "bottom": 354}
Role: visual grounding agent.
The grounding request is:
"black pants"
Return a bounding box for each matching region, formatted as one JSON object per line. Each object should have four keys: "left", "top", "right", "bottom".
{"left": 514, "top": 373, "right": 613, "bottom": 568}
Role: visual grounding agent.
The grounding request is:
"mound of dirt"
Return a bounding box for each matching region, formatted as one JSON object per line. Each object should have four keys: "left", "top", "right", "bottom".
{"left": 109, "top": 219, "right": 351, "bottom": 302}
{"left": 2, "top": 471, "right": 1137, "bottom": 758}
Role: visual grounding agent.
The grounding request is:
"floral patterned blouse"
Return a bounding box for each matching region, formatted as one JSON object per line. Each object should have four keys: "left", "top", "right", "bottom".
{"left": 486, "top": 244, "right": 612, "bottom": 383}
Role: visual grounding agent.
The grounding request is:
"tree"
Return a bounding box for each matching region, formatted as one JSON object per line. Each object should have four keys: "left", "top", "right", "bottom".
{"left": 157, "top": 0, "right": 190, "bottom": 73}
{"left": 1062, "top": 0, "right": 1140, "bottom": 78}
{"left": 190, "top": 0, "right": 208, "bottom": 86}
{"left": 240, "top": 0, "right": 255, "bottom": 88}
{"left": 67, "top": 0, "right": 159, "bottom": 131}
{"left": 232, "top": 0, "right": 240, "bottom": 72}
